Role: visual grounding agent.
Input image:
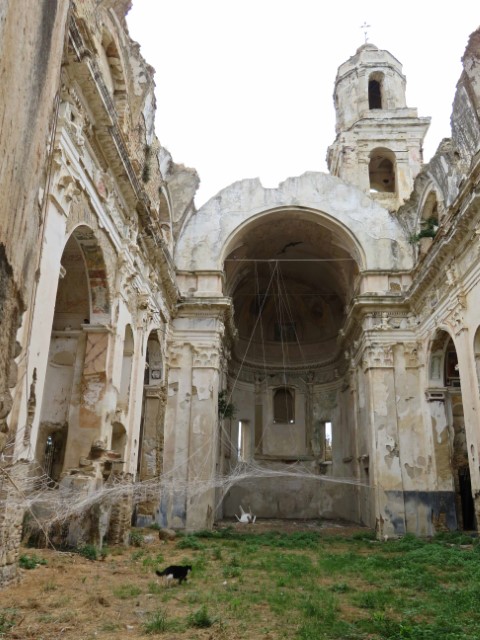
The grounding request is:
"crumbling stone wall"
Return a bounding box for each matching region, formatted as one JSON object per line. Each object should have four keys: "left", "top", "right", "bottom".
{"left": 106, "top": 473, "right": 134, "bottom": 546}
{"left": 0, "top": 0, "right": 69, "bottom": 438}
{"left": 0, "top": 0, "right": 70, "bottom": 586}
{"left": 453, "top": 28, "right": 480, "bottom": 170}
{"left": 0, "top": 462, "right": 31, "bottom": 587}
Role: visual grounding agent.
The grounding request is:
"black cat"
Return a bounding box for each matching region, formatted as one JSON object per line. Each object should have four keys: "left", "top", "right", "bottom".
{"left": 156, "top": 564, "right": 192, "bottom": 584}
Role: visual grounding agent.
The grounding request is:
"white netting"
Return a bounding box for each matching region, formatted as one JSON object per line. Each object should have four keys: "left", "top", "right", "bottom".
{"left": 1, "top": 426, "right": 371, "bottom": 541}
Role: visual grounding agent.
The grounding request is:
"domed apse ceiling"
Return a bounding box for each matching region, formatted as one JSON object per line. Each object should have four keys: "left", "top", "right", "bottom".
{"left": 224, "top": 210, "right": 359, "bottom": 369}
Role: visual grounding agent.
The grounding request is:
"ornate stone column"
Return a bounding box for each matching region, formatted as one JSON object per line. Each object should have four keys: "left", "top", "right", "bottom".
{"left": 161, "top": 299, "right": 230, "bottom": 531}
{"left": 362, "top": 341, "right": 406, "bottom": 537}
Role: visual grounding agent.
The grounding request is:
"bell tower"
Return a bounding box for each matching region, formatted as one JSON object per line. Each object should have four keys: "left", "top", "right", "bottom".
{"left": 327, "top": 43, "right": 430, "bottom": 209}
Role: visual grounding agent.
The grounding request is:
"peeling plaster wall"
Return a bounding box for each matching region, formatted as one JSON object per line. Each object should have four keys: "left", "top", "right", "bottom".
{"left": 0, "top": 0, "right": 68, "bottom": 446}
{"left": 355, "top": 366, "right": 374, "bottom": 527}
{"left": 0, "top": 0, "right": 69, "bottom": 587}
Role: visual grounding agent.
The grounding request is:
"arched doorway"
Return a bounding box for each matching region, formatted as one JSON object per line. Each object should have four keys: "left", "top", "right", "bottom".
{"left": 37, "top": 226, "right": 111, "bottom": 481}
{"left": 221, "top": 209, "right": 360, "bottom": 521}
{"left": 428, "top": 330, "right": 475, "bottom": 530}
{"left": 135, "top": 330, "right": 166, "bottom": 526}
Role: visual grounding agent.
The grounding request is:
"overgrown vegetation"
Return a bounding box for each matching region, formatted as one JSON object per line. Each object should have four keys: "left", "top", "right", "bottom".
{"left": 5, "top": 527, "right": 480, "bottom": 639}
{"left": 143, "top": 609, "right": 169, "bottom": 634}
{"left": 18, "top": 554, "right": 47, "bottom": 570}
{"left": 76, "top": 544, "right": 98, "bottom": 561}
{"left": 410, "top": 216, "right": 438, "bottom": 243}
{"left": 218, "top": 390, "right": 236, "bottom": 419}
{"left": 129, "top": 529, "right": 144, "bottom": 547}
{"left": 165, "top": 528, "right": 480, "bottom": 639}
{"left": 188, "top": 604, "right": 215, "bottom": 628}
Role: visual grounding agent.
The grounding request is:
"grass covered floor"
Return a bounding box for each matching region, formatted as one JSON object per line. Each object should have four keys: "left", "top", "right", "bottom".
{"left": 1, "top": 525, "right": 480, "bottom": 639}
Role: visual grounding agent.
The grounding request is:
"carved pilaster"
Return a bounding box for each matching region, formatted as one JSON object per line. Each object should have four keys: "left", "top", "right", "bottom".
{"left": 362, "top": 343, "right": 394, "bottom": 371}
{"left": 403, "top": 341, "right": 423, "bottom": 368}
{"left": 167, "top": 342, "right": 187, "bottom": 368}
{"left": 192, "top": 345, "right": 221, "bottom": 369}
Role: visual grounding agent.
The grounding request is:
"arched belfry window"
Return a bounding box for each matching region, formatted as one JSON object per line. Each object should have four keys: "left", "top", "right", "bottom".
{"left": 369, "top": 148, "right": 396, "bottom": 193}
{"left": 273, "top": 387, "right": 295, "bottom": 424}
{"left": 368, "top": 72, "right": 384, "bottom": 109}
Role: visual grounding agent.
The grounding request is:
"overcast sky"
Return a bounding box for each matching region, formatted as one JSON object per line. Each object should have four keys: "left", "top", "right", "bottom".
{"left": 126, "top": 2, "right": 479, "bottom": 208}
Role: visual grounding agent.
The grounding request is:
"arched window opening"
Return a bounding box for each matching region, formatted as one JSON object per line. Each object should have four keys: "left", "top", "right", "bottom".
{"left": 368, "top": 72, "right": 384, "bottom": 109}
{"left": 369, "top": 149, "right": 396, "bottom": 193}
{"left": 144, "top": 333, "right": 163, "bottom": 386}
{"left": 369, "top": 80, "right": 382, "bottom": 109}
{"left": 100, "top": 31, "right": 128, "bottom": 128}
{"left": 273, "top": 387, "right": 295, "bottom": 424}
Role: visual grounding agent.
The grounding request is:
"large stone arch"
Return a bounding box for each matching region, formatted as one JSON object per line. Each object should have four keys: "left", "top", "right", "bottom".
{"left": 220, "top": 206, "right": 366, "bottom": 272}
{"left": 216, "top": 199, "right": 363, "bottom": 521}
{"left": 37, "top": 224, "right": 114, "bottom": 481}
{"left": 175, "top": 172, "right": 413, "bottom": 273}
{"left": 63, "top": 224, "right": 112, "bottom": 324}
{"left": 166, "top": 173, "right": 416, "bottom": 531}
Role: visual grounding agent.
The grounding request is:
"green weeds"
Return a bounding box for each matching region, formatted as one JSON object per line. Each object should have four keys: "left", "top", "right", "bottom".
{"left": 143, "top": 609, "right": 169, "bottom": 634}
{"left": 11, "top": 528, "right": 480, "bottom": 639}
{"left": 188, "top": 604, "right": 216, "bottom": 628}
{"left": 176, "top": 535, "right": 204, "bottom": 550}
{"left": 18, "top": 554, "right": 47, "bottom": 569}
{"left": 141, "top": 552, "right": 165, "bottom": 571}
{"left": 77, "top": 544, "right": 98, "bottom": 561}
{"left": 129, "top": 529, "right": 144, "bottom": 547}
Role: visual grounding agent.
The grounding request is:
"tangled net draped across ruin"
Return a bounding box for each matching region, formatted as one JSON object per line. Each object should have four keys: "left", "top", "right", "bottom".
{"left": 1, "top": 430, "right": 370, "bottom": 537}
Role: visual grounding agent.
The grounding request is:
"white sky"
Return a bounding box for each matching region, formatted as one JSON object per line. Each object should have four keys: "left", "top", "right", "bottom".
{"left": 126, "top": 1, "right": 479, "bottom": 209}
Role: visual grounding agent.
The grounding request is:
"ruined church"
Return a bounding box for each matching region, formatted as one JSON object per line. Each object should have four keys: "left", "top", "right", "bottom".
{"left": 1, "top": 1, "right": 480, "bottom": 586}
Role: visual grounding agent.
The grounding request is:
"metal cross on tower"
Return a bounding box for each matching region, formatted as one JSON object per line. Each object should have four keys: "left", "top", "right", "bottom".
{"left": 360, "top": 21, "right": 371, "bottom": 43}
